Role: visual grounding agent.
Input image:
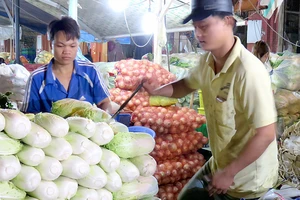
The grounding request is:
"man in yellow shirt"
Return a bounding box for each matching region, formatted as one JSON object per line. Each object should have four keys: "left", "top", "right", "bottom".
{"left": 144, "top": 0, "right": 278, "bottom": 199}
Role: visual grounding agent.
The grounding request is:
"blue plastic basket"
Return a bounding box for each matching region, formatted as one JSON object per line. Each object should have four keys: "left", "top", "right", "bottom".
{"left": 115, "top": 113, "right": 131, "bottom": 126}
{"left": 128, "top": 126, "right": 156, "bottom": 138}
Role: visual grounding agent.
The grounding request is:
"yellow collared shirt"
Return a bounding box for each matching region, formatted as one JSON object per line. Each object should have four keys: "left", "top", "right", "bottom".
{"left": 184, "top": 37, "right": 278, "bottom": 198}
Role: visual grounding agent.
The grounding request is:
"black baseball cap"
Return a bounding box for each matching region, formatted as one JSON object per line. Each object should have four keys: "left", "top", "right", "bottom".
{"left": 183, "top": 0, "right": 234, "bottom": 24}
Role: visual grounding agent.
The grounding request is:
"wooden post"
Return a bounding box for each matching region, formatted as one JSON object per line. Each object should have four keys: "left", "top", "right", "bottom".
{"left": 173, "top": 32, "right": 180, "bottom": 53}
{"left": 90, "top": 42, "right": 99, "bottom": 62}
{"left": 100, "top": 43, "right": 107, "bottom": 62}
{"left": 42, "top": 35, "right": 51, "bottom": 52}
{"left": 10, "top": 39, "right": 13, "bottom": 60}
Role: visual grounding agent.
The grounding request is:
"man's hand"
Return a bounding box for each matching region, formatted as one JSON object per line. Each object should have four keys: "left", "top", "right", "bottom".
{"left": 207, "top": 123, "right": 276, "bottom": 196}
{"left": 208, "top": 169, "right": 234, "bottom": 196}
{"left": 143, "top": 80, "right": 174, "bottom": 97}
{"left": 98, "top": 98, "right": 120, "bottom": 114}
{"left": 143, "top": 81, "right": 159, "bottom": 96}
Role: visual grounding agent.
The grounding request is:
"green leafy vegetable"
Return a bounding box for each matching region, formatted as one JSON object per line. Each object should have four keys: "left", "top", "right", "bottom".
{"left": 0, "top": 181, "right": 26, "bottom": 199}
{"left": 71, "top": 107, "right": 111, "bottom": 122}
{"left": 105, "top": 132, "right": 155, "bottom": 159}
{"left": 112, "top": 176, "right": 158, "bottom": 200}
{"left": 0, "top": 92, "right": 14, "bottom": 109}
{"left": 51, "top": 98, "right": 92, "bottom": 118}
{"left": 0, "top": 132, "right": 23, "bottom": 155}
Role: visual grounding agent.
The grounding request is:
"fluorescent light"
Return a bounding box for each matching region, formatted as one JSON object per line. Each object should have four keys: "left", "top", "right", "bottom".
{"left": 109, "top": 0, "right": 129, "bottom": 12}
{"left": 143, "top": 11, "right": 157, "bottom": 33}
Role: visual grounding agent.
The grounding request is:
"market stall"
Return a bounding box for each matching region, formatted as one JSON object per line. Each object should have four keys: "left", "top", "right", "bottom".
{"left": 2, "top": 42, "right": 300, "bottom": 200}
{"left": 0, "top": 0, "right": 299, "bottom": 199}
{"left": 2, "top": 52, "right": 300, "bottom": 199}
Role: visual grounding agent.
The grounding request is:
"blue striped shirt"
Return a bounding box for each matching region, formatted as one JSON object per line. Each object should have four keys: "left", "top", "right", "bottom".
{"left": 21, "top": 59, "right": 110, "bottom": 113}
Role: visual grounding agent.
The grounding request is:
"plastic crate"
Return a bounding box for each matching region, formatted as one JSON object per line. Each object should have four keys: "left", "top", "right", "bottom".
{"left": 128, "top": 126, "right": 156, "bottom": 138}
{"left": 196, "top": 124, "right": 208, "bottom": 138}
{"left": 115, "top": 113, "right": 131, "bottom": 126}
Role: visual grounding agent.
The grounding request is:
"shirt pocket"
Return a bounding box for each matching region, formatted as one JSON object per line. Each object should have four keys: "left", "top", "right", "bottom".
{"left": 214, "top": 97, "right": 236, "bottom": 127}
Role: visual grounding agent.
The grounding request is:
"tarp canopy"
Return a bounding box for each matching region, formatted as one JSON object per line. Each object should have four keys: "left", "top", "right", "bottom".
{"left": 26, "top": 0, "right": 195, "bottom": 40}
{"left": 0, "top": 0, "right": 57, "bottom": 34}
{"left": 0, "top": 0, "right": 275, "bottom": 41}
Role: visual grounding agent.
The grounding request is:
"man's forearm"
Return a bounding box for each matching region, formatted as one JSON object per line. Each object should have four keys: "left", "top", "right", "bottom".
{"left": 171, "top": 79, "right": 195, "bottom": 98}
{"left": 225, "top": 123, "right": 276, "bottom": 176}
{"left": 153, "top": 79, "right": 195, "bottom": 98}
{"left": 152, "top": 84, "right": 173, "bottom": 97}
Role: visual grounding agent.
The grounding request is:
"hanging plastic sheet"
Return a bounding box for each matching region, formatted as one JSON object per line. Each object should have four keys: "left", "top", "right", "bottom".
{"left": 261, "top": 0, "right": 284, "bottom": 19}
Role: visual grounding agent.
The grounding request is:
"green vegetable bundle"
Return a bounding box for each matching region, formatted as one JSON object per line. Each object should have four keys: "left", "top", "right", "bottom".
{"left": 0, "top": 92, "right": 14, "bottom": 109}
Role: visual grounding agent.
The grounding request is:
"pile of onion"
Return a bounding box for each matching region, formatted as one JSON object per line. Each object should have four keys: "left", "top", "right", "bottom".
{"left": 109, "top": 88, "right": 149, "bottom": 111}
{"left": 150, "top": 131, "right": 208, "bottom": 161}
{"left": 114, "top": 59, "right": 176, "bottom": 90}
{"left": 156, "top": 179, "right": 189, "bottom": 200}
{"left": 132, "top": 106, "right": 206, "bottom": 134}
{"left": 154, "top": 152, "right": 205, "bottom": 185}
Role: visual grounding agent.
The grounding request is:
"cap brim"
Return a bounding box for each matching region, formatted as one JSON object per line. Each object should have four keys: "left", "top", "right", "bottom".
{"left": 182, "top": 10, "right": 213, "bottom": 24}
{"left": 182, "top": 14, "right": 193, "bottom": 24}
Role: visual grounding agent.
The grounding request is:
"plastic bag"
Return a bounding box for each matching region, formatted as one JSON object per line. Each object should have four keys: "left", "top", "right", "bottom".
{"left": 0, "top": 64, "right": 13, "bottom": 76}
{"left": 0, "top": 64, "right": 29, "bottom": 84}
{"left": 9, "top": 92, "right": 25, "bottom": 101}
{"left": 258, "top": 187, "right": 300, "bottom": 200}
{"left": 9, "top": 64, "right": 30, "bottom": 79}
{"left": 149, "top": 96, "right": 178, "bottom": 107}
{"left": 258, "top": 189, "right": 286, "bottom": 200}
{"left": 271, "top": 56, "right": 300, "bottom": 91}
{"left": 274, "top": 89, "right": 300, "bottom": 117}
{"left": 167, "top": 53, "right": 204, "bottom": 69}
{"left": 0, "top": 64, "right": 30, "bottom": 108}
{"left": 94, "top": 62, "right": 116, "bottom": 89}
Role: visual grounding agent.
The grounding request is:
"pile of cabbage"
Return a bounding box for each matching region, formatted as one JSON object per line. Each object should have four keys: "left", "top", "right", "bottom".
{"left": 0, "top": 99, "right": 158, "bottom": 200}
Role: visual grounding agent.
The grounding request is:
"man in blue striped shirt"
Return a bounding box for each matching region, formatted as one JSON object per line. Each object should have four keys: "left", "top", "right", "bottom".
{"left": 22, "top": 17, "right": 116, "bottom": 114}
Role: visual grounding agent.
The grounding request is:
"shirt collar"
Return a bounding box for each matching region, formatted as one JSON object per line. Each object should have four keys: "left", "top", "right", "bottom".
{"left": 206, "top": 53, "right": 214, "bottom": 70}
{"left": 45, "top": 59, "right": 56, "bottom": 85}
{"left": 73, "top": 60, "right": 86, "bottom": 78}
{"left": 45, "top": 59, "right": 84, "bottom": 85}
{"left": 221, "top": 36, "right": 242, "bottom": 73}
{"left": 205, "top": 36, "right": 242, "bottom": 74}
